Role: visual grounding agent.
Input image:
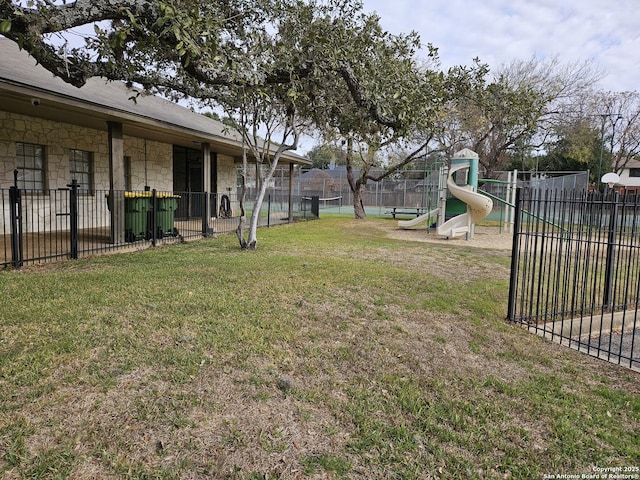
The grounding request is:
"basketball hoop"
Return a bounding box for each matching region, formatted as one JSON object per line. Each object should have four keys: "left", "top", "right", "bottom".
{"left": 601, "top": 172, "right": 620, "bottom": 190}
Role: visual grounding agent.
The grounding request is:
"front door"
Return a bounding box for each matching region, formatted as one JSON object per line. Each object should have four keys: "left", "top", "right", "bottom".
{"left": 173, "top": 145, "right": 217, "bottom": 219}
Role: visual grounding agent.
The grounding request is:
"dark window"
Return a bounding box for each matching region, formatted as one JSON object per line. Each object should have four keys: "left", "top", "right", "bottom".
{"left": 629, "top": 168, "right": 640, "bottom": 178}
{"left": 16, "top": 142, "right": 46, "bottom": 191}
{"left": 70, "top": 149, "right": 93, "bottom": 194}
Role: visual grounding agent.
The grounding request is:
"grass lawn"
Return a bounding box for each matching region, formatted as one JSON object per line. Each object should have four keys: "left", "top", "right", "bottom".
{"left": 0, "top": 216, "right": 638, "bottom": 479}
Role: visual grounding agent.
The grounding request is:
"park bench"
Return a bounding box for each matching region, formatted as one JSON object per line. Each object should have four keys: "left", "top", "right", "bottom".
{"left": 385, "top": 207, "right": 429, "bottom": 219}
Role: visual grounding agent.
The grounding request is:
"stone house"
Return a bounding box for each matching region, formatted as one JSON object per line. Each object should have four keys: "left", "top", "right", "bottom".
{"left": 0, "top": 38, "right": 309, "bottom": 253}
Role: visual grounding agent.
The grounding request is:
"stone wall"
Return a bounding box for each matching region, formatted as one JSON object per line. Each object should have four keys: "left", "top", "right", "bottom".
{"left": 123, "top": 136, "right": 173, "bottom": 192}
{"left": 216, "top": 153, "right": 237, "bottom": 197}
{"left": 0, "top": 111, "right": 173, "bottom": 191}
{"left": 0, "top": 110, "right": 255, "bottom": 236}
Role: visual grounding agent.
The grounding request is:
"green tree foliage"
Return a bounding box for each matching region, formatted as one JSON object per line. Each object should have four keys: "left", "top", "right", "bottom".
{"left": 539, "top": 123, "right": 604, "bottom": 181}
{"left": 286, "top": 9, "right": 450, "bottom": 218}
{"left": 306, "top": 143, "right": 348, "bottom": 169}
{"left": 557, "top": 124, "right": 602, "bottom": 167}
{"left": 1, "top": 0, "right": 450, "bottom": 235}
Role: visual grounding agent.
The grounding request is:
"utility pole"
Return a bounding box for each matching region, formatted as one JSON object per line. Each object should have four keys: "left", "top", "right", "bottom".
{"left": 597, "top": 113, "right": 623, "bottom": 191}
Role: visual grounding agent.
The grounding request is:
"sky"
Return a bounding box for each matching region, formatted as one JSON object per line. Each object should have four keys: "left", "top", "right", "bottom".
{"left": 360, "top": 0, "right": 640, "bottom": 93}
{"left": 14, "top": 0, "right": 635, "bottom": 152}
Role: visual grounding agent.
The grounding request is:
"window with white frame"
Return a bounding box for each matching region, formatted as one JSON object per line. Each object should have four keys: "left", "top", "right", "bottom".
{"left": 70, "top": 149, "right": 93, "bottom": 194}
{"left": 629, "top": 168, "right": 640, "bottom": 178}
{"left": 16, "top": 142, "right": 46, "bottom": 192}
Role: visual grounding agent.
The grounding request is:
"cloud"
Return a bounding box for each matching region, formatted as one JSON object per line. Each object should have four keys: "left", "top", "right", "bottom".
{"left": 362, "top": 0, "right": 640, "bottom": 92}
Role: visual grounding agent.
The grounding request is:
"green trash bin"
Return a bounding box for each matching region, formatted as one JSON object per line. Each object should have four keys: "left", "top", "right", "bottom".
{"left": 153, "top": 193, "right": 181, "bottom": 238}
{"left": 106, "top": 191, "right": 152, "bottom": 242}
{"left": 124, "top": 192, "right": 152, "bottom": 242}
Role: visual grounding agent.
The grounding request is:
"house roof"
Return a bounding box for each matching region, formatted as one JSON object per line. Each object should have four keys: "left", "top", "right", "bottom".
{"left": 622, "top": 159, "right": 640, "bottom": 169}
{"left": 0, "top": 38, "right": 309, "bottom": 165}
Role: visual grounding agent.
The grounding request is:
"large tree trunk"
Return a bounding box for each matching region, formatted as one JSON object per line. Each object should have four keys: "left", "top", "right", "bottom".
{"left": 352, "top": 185, "right": 366, "bottom": 219}
{"left": 237, "top": 151, "right": 284, "bottom": 250}
{"left": 245, "top": 179, "right": 270, "bottom": 250}
{"left": 236, "top": 147, "right": 250, "bottom": 249}
{"left": 346, "top": 165, "right": 367, "bottom": 219}
{"left": 345, "top": 136, "right": 367, "bottom": 219}
{"left": 236, "top": 182, "right": 263, "bottom": 251}
{"left": 236, "top": 215, "right": 248, "bottom": 249}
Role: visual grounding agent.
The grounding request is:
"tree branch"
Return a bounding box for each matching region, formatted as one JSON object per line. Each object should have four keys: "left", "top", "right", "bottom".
{"left": 339, "top": 63, "right": 402, "bottom": 130}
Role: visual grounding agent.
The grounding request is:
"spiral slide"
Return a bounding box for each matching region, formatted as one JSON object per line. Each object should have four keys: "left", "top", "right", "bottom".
{"left": 397, "top": 207, "right": 440, "bottom": 229}
{"left": 436, "top": 163, "right": 493, "bottom": 239}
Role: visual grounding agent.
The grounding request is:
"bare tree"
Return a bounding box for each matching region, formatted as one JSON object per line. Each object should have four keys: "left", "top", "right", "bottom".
{"left": 590, "top": 91, "right": 640, "bottom": 176}
{"left": 436, "top": 56, "right": 603, "bottom": 174}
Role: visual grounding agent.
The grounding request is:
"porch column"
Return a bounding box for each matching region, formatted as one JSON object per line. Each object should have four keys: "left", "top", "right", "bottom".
{"left": 288, "top": 163, "right": 294, "bottom": 222}
{"left": 202, "top": 142, "right": 212, "bottom": 233}
{"left": 108, "top": 121, "right": 125, "bottom": 243}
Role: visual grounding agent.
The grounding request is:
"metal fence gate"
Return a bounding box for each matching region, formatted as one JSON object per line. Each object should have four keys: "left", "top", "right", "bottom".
{"left": 508, "top": 188, "right": 639, "bottom": 370}
{"left": 1, "top": 181, "right": 316, "bottom": 268}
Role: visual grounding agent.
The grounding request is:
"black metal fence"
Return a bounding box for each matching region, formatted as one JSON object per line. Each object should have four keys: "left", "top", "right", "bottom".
{"left": 1, "top": 182, "right": 316, "bottom": 268}
{"left": 508, "top": 188, "right": 639, "bottom": 370}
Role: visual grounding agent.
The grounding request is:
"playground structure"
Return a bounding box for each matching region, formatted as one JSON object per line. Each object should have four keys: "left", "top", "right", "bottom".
{"left": 398, "top": 149, "right": 495, "bottom": 240}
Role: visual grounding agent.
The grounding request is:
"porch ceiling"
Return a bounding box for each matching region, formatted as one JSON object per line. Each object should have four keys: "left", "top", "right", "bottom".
{"left": 0, "top": 84, "right": 240, "bottom": 156}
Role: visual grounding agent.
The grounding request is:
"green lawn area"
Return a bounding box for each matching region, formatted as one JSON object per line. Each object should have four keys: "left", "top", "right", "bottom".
{"left": 0, "top": 216, "right": 638, "bottom": 479}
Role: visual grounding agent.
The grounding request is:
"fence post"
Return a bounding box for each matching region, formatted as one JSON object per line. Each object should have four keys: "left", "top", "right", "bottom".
{"left": 67, "top": 179, "right": 79, "bottom": 259}
{"left": 202, "top": 192, "right": 209, "bottom": 237}
{"left": 403, "top": 179, "right": 407, "bottom": 208}
{"left": 603, "top": 190, "right": 619, "bottom": 309}
{"left": 288, "top": 163, "right": 294, "bottom": 222}
{"left": 151, "top": 189, "right": 157, "bottom": 247}
{"left": 267, "top": 194, "right": 271, "bottom": 227}
{"left": 507, "top": 187, "right": 522, "bottom": 320}
{"left": 9, "top": 170, "right": 23, "bottom": 268}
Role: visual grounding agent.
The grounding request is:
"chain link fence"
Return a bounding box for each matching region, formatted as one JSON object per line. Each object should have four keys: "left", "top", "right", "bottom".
{"left": 292, "top": 166, "right": 589, "bottom": 219}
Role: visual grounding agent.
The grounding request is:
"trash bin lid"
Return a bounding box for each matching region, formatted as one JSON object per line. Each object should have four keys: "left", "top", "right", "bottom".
{"left": 124, "top": 191, "right": 152, "bottom": 198}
